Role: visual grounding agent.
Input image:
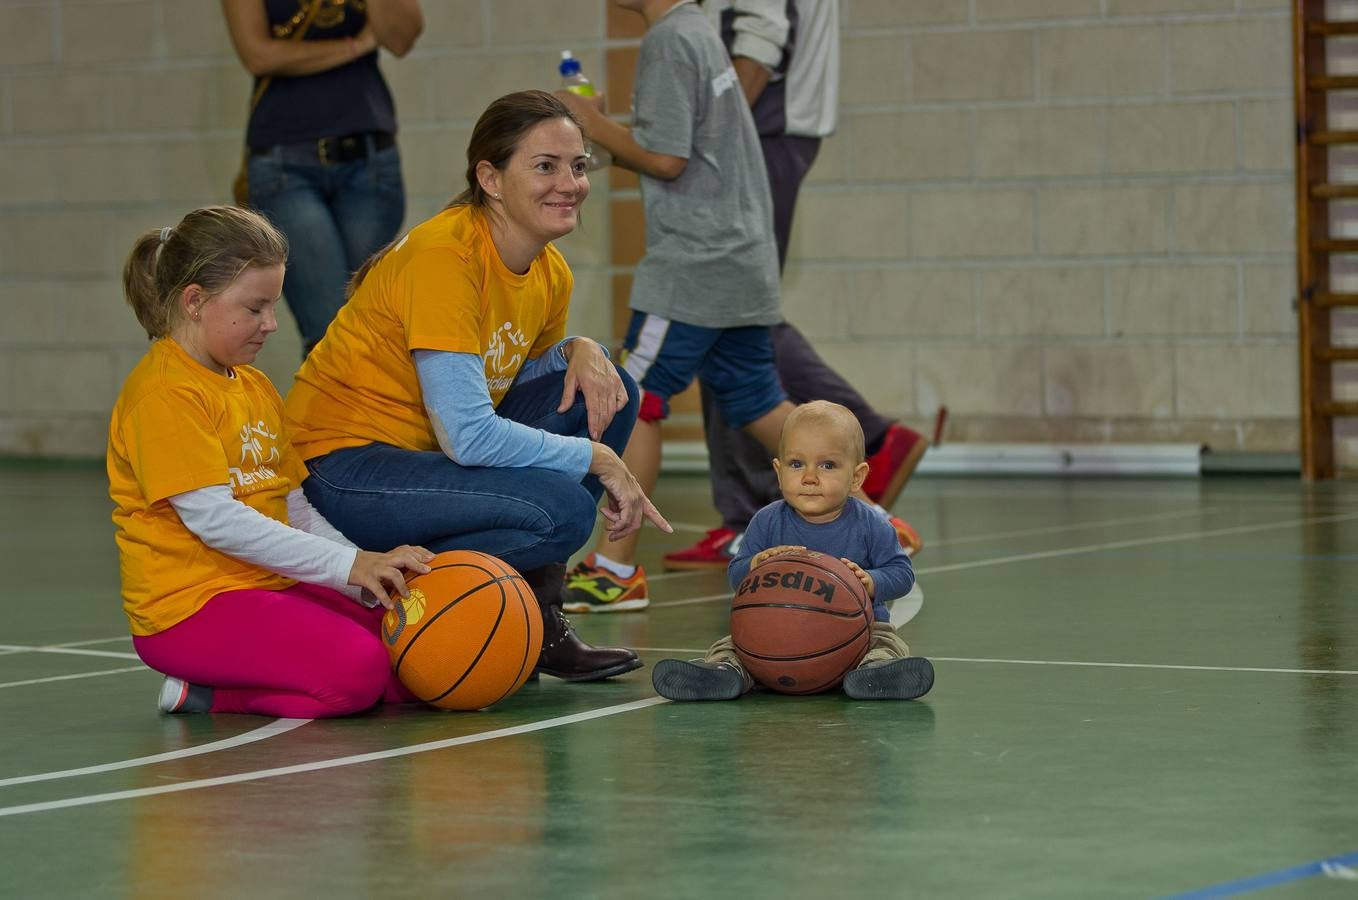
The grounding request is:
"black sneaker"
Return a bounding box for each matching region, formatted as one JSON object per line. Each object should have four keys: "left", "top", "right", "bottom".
{"left": 841, "top": 657, "right": 935, "bottom": 700}
{"left": 652, "top": 659, "right": 747, "bottom": 701}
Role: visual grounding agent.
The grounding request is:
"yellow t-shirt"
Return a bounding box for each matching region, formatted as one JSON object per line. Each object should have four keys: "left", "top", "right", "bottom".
{"left": 286, "top": 205, "right": 573, "bottom": 460}
{"left": 108, "top": 338, "right": 308, "bottom": 636}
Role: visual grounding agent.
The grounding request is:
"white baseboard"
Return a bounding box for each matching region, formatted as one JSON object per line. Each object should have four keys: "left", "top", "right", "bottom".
{"left": 916, "top": 443, "right": 1202, "bottom": 476}
{"left": 661, "top": 441, "right": 1204, "bottom": 476}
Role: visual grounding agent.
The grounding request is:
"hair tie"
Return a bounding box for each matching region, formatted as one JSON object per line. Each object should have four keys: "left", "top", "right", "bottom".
{"left": 159, "top": 226, "right": 172, "bottom": 244}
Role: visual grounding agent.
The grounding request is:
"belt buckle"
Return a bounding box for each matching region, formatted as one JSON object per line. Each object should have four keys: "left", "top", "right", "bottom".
{"left": 317, "top": 137, "right": 330, "bottom": 165}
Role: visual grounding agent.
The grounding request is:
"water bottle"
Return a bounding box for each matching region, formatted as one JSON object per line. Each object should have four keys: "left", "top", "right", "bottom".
{"left": 559, "top": 50, "right": 611, "bottom": 171}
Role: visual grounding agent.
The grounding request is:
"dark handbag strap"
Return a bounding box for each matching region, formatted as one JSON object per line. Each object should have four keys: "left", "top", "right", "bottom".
{"left": 246, "top": 0, "right": 325, "bottom": 115}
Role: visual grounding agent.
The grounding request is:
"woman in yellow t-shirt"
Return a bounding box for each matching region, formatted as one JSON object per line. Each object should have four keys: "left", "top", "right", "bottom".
{"left": 286, "top": 91, "right": 670, "bottom": 683}
{"left": 109, "top": 206, "right": 434, "bottom": 717}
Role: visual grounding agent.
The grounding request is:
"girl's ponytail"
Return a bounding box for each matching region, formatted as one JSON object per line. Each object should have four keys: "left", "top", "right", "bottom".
{"left": 119, "top": 208, "right": 287, "bottom": 340}
{"left": 122, "top": 230, "right": 172, "bottom": 339}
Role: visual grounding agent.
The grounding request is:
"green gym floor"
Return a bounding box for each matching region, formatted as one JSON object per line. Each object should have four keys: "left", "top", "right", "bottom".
{"left": 2, "top": 461, "right": 1356, "bottom": 899}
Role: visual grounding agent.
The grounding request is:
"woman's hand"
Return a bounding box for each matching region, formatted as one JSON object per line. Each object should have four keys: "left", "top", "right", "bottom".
{"left": 348, "top": 545, "right": 436, "bottom": 609}
{"left": 750, "top": 545, "right": 805, "bottom": 569}
{"left": 842, "top": 558, "right": 875, "bottom": 600}
{"left": 590, "top": 443, "right": 672, "bottom": 543}
{"left": 559, "top": 339, "right": 627, "bottom": 441}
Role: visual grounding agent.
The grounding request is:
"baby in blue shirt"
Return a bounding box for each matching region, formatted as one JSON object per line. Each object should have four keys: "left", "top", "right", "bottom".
{"left": 654, "top": 401, "right": 935, "bottom": 701}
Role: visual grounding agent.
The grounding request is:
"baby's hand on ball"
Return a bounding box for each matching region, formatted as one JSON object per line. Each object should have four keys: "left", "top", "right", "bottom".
{"left": 841, "top": 558, "right": 874, "bottom": 599}
{"left": 751, "top": 545, "right": 804, "bottom": 568}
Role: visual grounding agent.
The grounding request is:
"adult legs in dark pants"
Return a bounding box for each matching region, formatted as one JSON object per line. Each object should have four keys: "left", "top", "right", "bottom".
{"left": 246, "top": 139, "right": 405, "bottom": 355}
{"left": 301, "top": 367, "right": 645, "bottom": 682}
{"left": 667, "top": 135, "right": 929, "bottom": 570}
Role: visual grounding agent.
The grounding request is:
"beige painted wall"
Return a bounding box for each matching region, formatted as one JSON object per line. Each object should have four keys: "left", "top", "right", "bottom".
{"left": 0, "top": 0, "right": 1301, "bottom": 459}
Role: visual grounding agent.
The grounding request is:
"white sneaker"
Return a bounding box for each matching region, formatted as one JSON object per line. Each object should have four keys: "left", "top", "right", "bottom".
{"left": 157, "top": 676, "right": 212, "bottom": 714}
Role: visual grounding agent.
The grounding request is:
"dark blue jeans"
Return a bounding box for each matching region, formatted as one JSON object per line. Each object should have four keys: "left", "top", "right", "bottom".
{"left": 247, "top": 141, "right": 405, "bottom": 352}
{"left": 301, "top": 367, "right": 640, "bottom": 574}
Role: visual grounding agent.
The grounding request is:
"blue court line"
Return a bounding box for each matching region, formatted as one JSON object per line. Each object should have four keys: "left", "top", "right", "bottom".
{"left": 1162, "top": 849, "right": 1358, "bottom": 898}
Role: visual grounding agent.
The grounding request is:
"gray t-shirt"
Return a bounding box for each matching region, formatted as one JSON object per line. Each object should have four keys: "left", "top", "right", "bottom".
{"left": 630, "top": 2, "right": 781, "bottom": 329}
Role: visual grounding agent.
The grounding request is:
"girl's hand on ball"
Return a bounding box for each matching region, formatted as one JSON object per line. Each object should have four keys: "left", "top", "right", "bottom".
{"left": 349, "top": 545, "right": 435, "bottom": 609}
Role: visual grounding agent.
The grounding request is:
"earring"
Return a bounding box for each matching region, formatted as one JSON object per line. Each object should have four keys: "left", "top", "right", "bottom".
{"left": 493, "top": 193, "right": 501, "bottom": 199}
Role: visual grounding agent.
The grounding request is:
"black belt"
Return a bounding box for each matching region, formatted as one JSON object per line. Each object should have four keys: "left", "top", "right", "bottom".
{"left": 250, "top": 131, "right": 395, "bottom": 164}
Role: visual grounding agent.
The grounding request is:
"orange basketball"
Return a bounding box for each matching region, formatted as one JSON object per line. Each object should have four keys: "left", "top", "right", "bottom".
{"left": 381, "top": 550, "right": 542, "bottom": 710}
{"left": 729, "top": 549, "right": 872, "bottom": 694}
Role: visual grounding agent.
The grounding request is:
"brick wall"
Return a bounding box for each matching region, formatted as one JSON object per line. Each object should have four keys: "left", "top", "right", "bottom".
{"left": 787, "top": 0, "right": 1300, "bottom": 450}
{"left": 0, "top": 0, "right": 1305, "bottom": 459}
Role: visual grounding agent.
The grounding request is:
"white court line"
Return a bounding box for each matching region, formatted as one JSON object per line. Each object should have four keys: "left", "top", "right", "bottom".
{"left": 928, "top": 507, "right": 1217, "bottom": 548}
{"left": 906, "top": 491, "right": 1358, "bottom": 515}
{"left": 0, "top": 636, "right": 135, "bottom": 659}
{"left": 644, "top": 505, "right": 1269, "bottom": 583}
{"left": 912, "top": 510, "right": 1358, "bottom": 577}
{"left": 9, "top": 510, "right": 1355, "bottom": 687}
{"left": 7, "top": 501, "right": 1355, "bottom": 814}
{"left": 661, "top": 520, "right": 725, "bottom": 536}
{"left": 0, "top": 697, "right": 667, "bottom": 819}
{"left": 648, "top": 512, "right": 1358, "bottom": 623}
{"left": 650, "top": 512, "right": 1358, "bottom": 606}
{"left": 0, "top": 644, "right": 139, "bottom": 660}
{"left": 0, "top": 718, "right": 308, "bottom": 787}
{"left": 48, "top": 636, "right": 135, "bottom": 648}
{"left": 904, "top": 486, "right": 1326, "bottom": 503}
{"left": 0, "top": 667, "right": 147, "bottom": 690}
{"left": 930, "top": 657, "right": 1358, "bottom": 676}
{"left": 626, "top": 647, "right": 1358, "bottom": 677}
{"left": 649, "top": 592, "right": 730, "bottom": 609}
{"left": 648, "top": 570, "right": 715, "bottom": 583}
{"left": 649, "top": 585, "right": 927, "bottom": 623}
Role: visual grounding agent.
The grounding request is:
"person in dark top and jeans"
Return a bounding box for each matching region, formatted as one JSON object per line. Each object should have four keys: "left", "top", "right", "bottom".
{"left": 223, "top": 0, "right": 423, "bottom": 354}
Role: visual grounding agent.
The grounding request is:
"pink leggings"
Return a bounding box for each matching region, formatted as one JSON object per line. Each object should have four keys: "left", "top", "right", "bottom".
{"left": 133, "top": 582, "right": 417, "bottom": 718}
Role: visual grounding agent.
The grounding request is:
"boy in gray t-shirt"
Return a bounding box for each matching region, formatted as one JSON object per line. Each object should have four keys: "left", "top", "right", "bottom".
{"left": 556, "top": 0, "right": 795, "bottom": 612}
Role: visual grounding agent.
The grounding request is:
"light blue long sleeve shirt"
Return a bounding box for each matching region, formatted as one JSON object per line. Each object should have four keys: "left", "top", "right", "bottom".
{"left": 413, "top": 343, "right": 593, "bottom": 477}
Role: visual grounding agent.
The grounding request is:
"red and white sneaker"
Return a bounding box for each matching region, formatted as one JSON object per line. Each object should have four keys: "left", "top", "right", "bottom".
{"left": 862, "top": 424, "right": 929, "bottom": 510}
{"left": 662, "top": 527, "right": 742, "bottom": 571}
{"left": 889, "top": 516, "right": 923, "bottom": 558}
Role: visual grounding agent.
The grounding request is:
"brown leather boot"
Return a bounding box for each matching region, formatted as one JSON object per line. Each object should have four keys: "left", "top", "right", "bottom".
{"left": 522, "top": 563, "right": 643, "bottom": 682}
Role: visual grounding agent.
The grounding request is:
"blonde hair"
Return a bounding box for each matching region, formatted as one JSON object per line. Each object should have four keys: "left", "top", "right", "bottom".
{"left": 778, "top": 401, "right": 866, "bottom": 462}
{"left": 121, "top": 206, "right": 287, "bottom": 340}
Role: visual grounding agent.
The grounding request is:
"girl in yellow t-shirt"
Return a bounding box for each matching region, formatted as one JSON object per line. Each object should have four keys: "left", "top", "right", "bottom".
{"left": 109, "top": 206, "right": 434, "bottom": 717}
{"left": 286, "top": 90, "right": 672, "bottom": 684}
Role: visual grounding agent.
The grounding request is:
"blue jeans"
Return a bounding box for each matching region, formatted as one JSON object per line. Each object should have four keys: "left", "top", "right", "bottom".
{"left": 247, "top": 141, "right": 405, "bottom": 352}
{"left": 301, "top": 367, "right": 640, "bottom": 574}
